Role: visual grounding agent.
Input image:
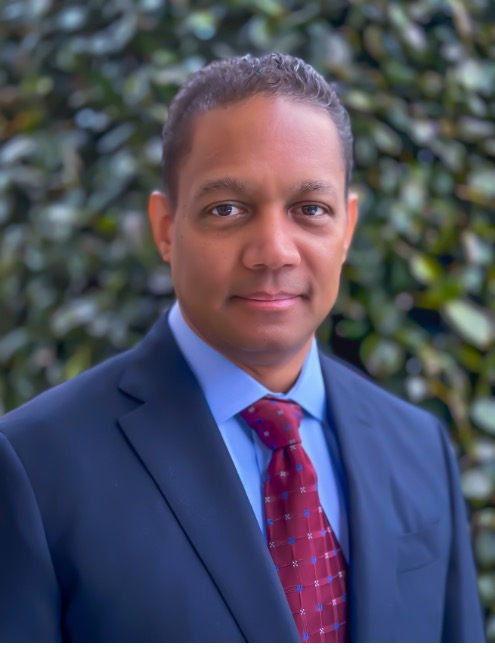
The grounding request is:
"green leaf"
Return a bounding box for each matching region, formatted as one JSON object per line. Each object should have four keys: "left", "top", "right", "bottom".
{"left": 478, "top": 573, "right": 495, "bottom": 606}
{"left": 471, "top": 398, "right": 495, "bottom": 435}
{"left": 442, "top": 299, "right": 495, "bottom": 350}
{"left": 468, "top": 168, "right": 495, "bottom": 199}
{"left": 475, "top": 529, "right": 495, "bottom": 567}
{"left": 360, "top": 334, "right": 405, "bottom": 378}
{"left": 461, "top": 468, "right": 493, "bottom": 500}
{"left": 64, "top": 345, "right": 92, "bottom": 381}
{"left": 409, "top": 253, "right": 443, "bottom": 285}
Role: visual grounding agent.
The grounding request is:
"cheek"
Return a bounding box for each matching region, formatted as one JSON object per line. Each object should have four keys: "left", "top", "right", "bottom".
{"left": 173, "top": 231, "right": 231, "bottom": 289}
{"left": 305, "top": 238, "right": 345, "bottom": 279}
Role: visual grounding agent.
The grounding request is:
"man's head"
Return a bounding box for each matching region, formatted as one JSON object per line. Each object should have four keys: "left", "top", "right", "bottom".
{"left": 149, "top": 53, "right": 358, "bottom": 389}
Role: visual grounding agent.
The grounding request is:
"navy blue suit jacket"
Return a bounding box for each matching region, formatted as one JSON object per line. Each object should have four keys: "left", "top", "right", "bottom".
{"left": 0, "top": 313, "right": 485, "bottom": 641}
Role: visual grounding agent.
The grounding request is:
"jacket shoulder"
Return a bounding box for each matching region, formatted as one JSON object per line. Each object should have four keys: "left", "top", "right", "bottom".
{"left": 0, "top": 347, "right": 136, "bottom": 443}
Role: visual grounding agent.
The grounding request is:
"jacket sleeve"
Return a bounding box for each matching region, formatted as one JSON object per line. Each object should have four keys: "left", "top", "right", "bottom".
{"left": 437, "top": 421, "right": 486, "bottom": 642}
{"left": 0, "top": 431, "right": 61, "bottom": 641}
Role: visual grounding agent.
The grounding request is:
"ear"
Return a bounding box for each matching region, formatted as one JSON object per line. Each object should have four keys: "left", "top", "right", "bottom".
{"left": 148, "top": 191, "right": 174, "bottom": 263}
{"left": 342, "top": 191, "right": 359, "bottom": 260}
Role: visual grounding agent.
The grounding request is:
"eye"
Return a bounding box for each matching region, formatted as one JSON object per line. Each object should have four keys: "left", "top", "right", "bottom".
{"left": 210, "top": 204, "right": 242, "bottom": 217}
{"left": 299, "top": 204, "right": 326, "bottom": 217}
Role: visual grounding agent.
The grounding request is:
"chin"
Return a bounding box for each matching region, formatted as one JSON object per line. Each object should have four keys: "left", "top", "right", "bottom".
{"left": 226, "top": 329, "right": 311, "bottom": 358}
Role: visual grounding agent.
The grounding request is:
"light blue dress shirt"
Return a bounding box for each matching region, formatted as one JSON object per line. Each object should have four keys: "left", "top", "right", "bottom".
{"left": 168, "top": 302, "right": 349, "bottom": 559}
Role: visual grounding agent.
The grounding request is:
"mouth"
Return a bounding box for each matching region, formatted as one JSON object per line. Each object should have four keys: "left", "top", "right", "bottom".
{"left": 233, "top": 292, "right": 303, "bottom": 311}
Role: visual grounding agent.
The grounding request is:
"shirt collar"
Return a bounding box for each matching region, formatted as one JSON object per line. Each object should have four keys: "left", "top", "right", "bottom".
{"left": 168, "top": 301, "right": 327, "bottom": 425}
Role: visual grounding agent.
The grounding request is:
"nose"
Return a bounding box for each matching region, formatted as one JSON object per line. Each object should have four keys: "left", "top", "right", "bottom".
{"left": 242, "top": 208, "right": 301, "bottom": 271}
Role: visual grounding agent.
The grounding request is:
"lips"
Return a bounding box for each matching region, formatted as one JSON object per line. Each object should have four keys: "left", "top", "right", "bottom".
{"left": 240, "top": 292, "right": 300, "bottom": 301}
{"left": 233, "top": 291, "right": 303, "bottom": 311}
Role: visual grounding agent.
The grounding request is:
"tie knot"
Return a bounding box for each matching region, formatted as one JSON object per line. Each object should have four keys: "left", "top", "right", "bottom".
{"left": 240, "top": 397, "right": 303, "bottom": 450}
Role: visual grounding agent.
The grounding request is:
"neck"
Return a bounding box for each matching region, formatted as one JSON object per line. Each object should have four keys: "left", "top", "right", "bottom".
{"left": 227, "top": 344, "right": 311, "bottom": 394}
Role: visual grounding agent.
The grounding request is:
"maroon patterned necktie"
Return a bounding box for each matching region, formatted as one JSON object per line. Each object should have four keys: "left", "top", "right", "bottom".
{"left": 240, "top": 396, "right": 348, "bottom": 643}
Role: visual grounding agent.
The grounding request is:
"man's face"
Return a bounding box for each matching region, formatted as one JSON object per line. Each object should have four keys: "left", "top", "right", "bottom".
{"left": 149, "top": 95, "right": 358, "bottom": 367}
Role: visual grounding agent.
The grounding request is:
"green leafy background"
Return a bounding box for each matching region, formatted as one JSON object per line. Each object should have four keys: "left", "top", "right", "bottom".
{"left": 1, "top": 0, "right": 494, "bottom": 636}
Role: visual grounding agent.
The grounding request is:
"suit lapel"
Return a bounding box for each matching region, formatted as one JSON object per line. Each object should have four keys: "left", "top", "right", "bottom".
{"left": 117, "top": 314, "right": 299, "bottom": 643}
{"left": 320, "top": 353, "right": 400, "bottom": 642}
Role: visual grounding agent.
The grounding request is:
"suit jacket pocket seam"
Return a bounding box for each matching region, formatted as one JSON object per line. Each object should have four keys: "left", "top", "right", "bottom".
{"left": 396, "top": 517, "right": 443, "bottom": 574}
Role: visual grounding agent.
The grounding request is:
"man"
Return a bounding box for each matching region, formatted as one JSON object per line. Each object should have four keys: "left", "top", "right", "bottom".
{"left": 0, "top": 53, "right": 485, "bottom": 642}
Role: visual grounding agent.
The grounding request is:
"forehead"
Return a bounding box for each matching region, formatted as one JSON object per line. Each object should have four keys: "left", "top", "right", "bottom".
{"left": 176, "top": 95, "right": 346, "bottom": 201}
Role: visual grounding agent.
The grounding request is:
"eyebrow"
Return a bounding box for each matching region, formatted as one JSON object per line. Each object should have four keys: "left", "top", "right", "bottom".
{"left": 194, "top": 176, "right": 338, "bottom": 201}
{"left": 194, "top": 176, "right": 250, "bottom": 201}
{"left": 295, "top": 180, "right": 338, "bottom": 197}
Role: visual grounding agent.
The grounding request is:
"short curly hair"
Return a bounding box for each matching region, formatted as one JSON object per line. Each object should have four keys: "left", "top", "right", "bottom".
{"left": 161, "top": 52, "right": 354, "bottom": 203}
